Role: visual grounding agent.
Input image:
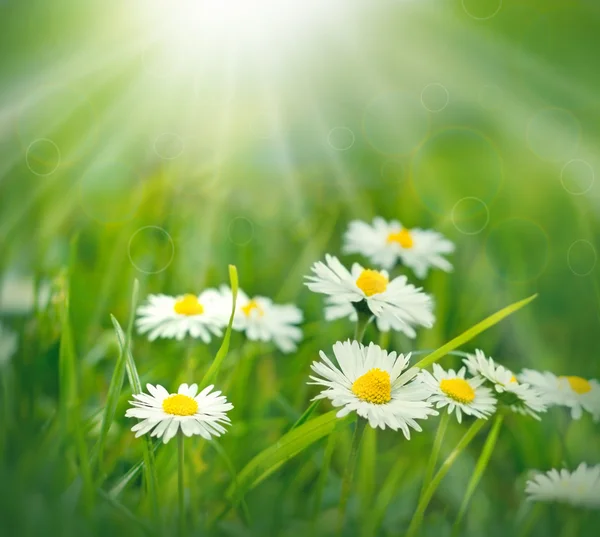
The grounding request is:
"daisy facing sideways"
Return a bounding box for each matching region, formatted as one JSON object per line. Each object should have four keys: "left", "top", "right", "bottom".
{"left": 519, "top": 369, "right": 600, "bottom": 421}
{"left": 136, "top": 289, "right": 227, "bottom": 342}
{"left": 343, "top": 217, "right": 455, "bottom": 278}
{"left": 464, "top": 350, "right": 547, "bottom": 419}
{"left": 525, "top": 463, "right": 600, "bottom": 509}
{"left": 418, "top": 364, "right": 497, "bottom": 423}
{"left": 219, "top": 286, "right": 303, "bottom": 353}
{"left": 308, "top": 340, "right": 437, "bottom": 437}
{"left": 305, "top": 254, "right": 435, "bottom": 338}
{"left": 126, "top": 382, "right": 233, "bottom": 443}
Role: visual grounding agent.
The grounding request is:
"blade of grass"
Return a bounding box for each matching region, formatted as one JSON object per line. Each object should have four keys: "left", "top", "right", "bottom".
{"left": 415, "top": 294, "right": 538, "bottom": 369}
{"left": 201, "top": 265, "right": 238, "bottom": 388}
{"left": 290, "top": 399, "right": 321, "bottom": 430}
{"left": 96, "top": 279, "right": 139, "bottom": 474}
{"left": 419, "top": 411, "right": 450, "bottom": 502}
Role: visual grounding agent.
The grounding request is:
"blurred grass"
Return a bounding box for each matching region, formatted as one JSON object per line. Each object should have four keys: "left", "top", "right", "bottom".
{"left": 1, "top": 0, "right": 600, "bottom": 536}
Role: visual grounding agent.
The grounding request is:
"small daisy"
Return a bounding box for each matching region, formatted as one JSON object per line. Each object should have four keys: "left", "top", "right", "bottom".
{"left": 519, "top": 369, "right": 600, "bottom": 421}
{"left": 136, "top": 290, "right": 227, "bottom": 342}
{"left": 525, "top": 463, "right": 600, "bottom": 509}
{"left": 220, "top": 286, "right": 303, "bottom": 353}
{"left": 125, "top": 382, "right": 233, "bottom": 443}
{"left": 343, "top": 217, "right": 455, "bottom": 278}
{"left": 419, "top": 364, "right": 497, "bottom": 423}
{"left": 308, "top": 340, "right": 437, "bottom": 437}
{"left": 305, "top": 254, "right": 435, "bottom": 338}
{"left": 0, "top": 322, "right": 18, "bottom": 367}
{"left": 464, "top": 350, "right": 547, "bottom": 419}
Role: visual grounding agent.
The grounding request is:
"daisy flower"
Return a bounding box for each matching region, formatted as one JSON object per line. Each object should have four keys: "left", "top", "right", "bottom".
{"left": 419, "top": 364, "right": 497, "bottom": 423}
{"left": 519, "top": 369, "right": 600, "bottom": 421}
{"left": 0, "top": 322, "right": 18, "bottom": 367}
{"left": 219, "top": 286, "right": 303, "bottom": 353}
{"left": 125, "top": 382, "right": 233, "bottom": 443}
{"left": 136, "top": 290, "right": 227, "bottom": 342}
{"left": 304, "top": 254, "right": 435, "bottom": 338}
{"left": 343, "top": 217, "right": 455, "bottom": 278}
{"left": 308, "top": 340, "right": 437, "bottom": 437}
{"left": 525, "top": 463, "right": 600, "bottom": 509}
{"left": 464, "top": 350, "right": 547, "bottom": 419}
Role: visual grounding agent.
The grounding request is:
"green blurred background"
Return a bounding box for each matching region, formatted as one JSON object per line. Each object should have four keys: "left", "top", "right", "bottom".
{"left": 0, "top": 0, "right": 599, "bottom": 536}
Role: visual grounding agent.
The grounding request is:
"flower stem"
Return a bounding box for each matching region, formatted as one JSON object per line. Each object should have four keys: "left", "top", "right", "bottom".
{"left": 405, "top": 419, "right": 486, "bottom": 537}
{"left": 338, "top": 418, "right": 367, "bottom": 536}
{"left": 451, "top": 413, "right": 504, "bottom": 536}
{"left": 178, "top": 431, "right": 186, "bottom": 536}
{"left": 354, "top": 312, "right": 372, "bottom": 343}
{"left": 418, "top": 411, "right": 450, "bottom": 503}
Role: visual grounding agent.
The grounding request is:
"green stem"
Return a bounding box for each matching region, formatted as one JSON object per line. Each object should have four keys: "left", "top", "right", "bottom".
{"left": 354, "top": 312, "right": 372, "bottom": 343}
{"left": 452, "top": 413, "right": 504, "bottom": 536}
{"left": 178, "top": 431, "right": 186, "bottom": 537}
{"left": 419, "top": 411, "right": 450, "bottom": 503}
{"left": 378, "top": 330, "right": 390, "bottom": 350}
{"left": 338, "top": 418, "right": 367, "bottom": 536}
{"left": 405, "top": 419, "right": 486, "bottom": 537}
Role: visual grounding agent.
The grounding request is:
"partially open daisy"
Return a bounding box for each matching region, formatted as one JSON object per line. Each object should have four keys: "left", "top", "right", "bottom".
{"left": 343, "top": 217, "right": 455, "bottom": 278}
{"left": 220, "top": 286, "right": 303, "bottom": 353}
{"left": 136, "top": 290, "right": 227, "bottom": 342}
{"left": 126, "top": 382, "right": 233, "bottom": 443}
{"left": 0, "top": 322, "right": 18, "bottom": 368}
{"left": 519, "top": 369, "right": 600, "bottom": 421}
{"left": 419, "top": 364, "right": 497, "bottom": 423}
{"left": 464, "top": 350, "right": 547, "bottom": 419}
{"left": 308, "top": 340, "right": 437, "bottom": 437}
{"left": 305, "top": 255, "right": 435, "bottom": 337}
{"left": 525, "top": 463, "right": 600, "bottom": 509}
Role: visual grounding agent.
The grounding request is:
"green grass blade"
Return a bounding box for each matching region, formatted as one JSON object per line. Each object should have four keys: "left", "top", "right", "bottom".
{"left": 290, "top": 399, "right": 320, "bottom": 430}
{"left": 226, "top": 410, "right": 352, "bottom": 503}
{"left": 419, "top": 411, "right": 450, "bottom": 502}
{"left": 415, "top": 294, "right": 538, "bottom": 370}
{"left": 96, "top": 279, "right": 139, "bottom": 474}
{"left": 111, "top": 315, "right": 159, "bottom": 518}
{"left": 201, "top": 264, "right": 239, "bottom": 388}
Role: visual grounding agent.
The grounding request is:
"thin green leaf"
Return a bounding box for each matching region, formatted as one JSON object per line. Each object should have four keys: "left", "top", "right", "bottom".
{"left": 226, "top": 410, "right": 351, "bottom": 503}
{"left": 290, "top": 399, "right": 320, "bottom": 430}
{"left": 98, "top": 489, "right": 154, "bottom": 535}
{"left": 415, "top": 294, "right": 538, "bottom": 370}
{"left": 96, "top": 279, "right": 139, "bottom": 473}
{"left": 201, "top": 264, "right": 239, "bottom": 388}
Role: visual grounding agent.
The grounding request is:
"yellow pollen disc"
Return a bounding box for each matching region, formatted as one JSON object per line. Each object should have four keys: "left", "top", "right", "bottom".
{"left": 241, "top": 299, "right": 264, "bottom": 317}
{"left": 561, "top": 376, "right": 592, "bottom": 395}
{"left": 356, "top": 269, "right": 388, "bottom": 297}
{"left": 509, "top": 375, "right": 517, "bottom": 383}
{"left": 387, "top": 229, "right": 414, "bottom": 249}
{"left": 440, "top": 378, "right": 476, "bottom": 404}
{"left": 162, "top": 394, "right": 199, "bottom": 416}
{"left": 174, "top": 294, "right": 204, "bottom": 316}
{"left": 352, "top": 368, "right": 392, "bottom": 404}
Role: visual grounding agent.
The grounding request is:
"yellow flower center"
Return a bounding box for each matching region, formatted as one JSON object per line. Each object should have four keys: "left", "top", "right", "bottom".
{"left": 173, "top": 294, "right": 204, "bottom": 316}
{"left": 162, "top": 394, "right": 199, "bottom": 416}
{"left": 387, "top": 229, "right": 414, "bottom": 249}
{"left": 561, "top": 376, "right": 592, "bottom": 395}
{"left": 352, "top": 368, "right": 392, "bottom": 404}
{"left": 356, "top": 269, "right": 388, "bottom": 297}
{"left": 241, "top": 299, "right": 264, "bottom": 317}
{"left": 509, "top": 375, "right": 517, "bottom": 383}
{"left": 440, "top": 378, "right": 476, "bottom": 404}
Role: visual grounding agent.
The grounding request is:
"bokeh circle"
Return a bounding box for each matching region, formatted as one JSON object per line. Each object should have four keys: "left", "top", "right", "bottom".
{"left": 567, "top": 240, "right": 597, "bottom": 277}
{"left": 327, "top": 127, "right": 355, "bottom": 151}
{"left": 128, "top": 226, "right": 175, "bottom": 274}
{"left": 420, "top": 84, "right": 450, "bottom": 113}
{"left": 560, "top": 159, "right": 595, "bottom": 196}
{"left": 228, "top": 217, "right": 254, "bottom": 246}
{"left": 154, "top": 132, "right": 185, "bottom": 160}
{"left": 451, "top": 197, "right": 490, "bottom": 235}
{"left": 25, "top": 138, "right": 61, "bottom": 176}
{"left": 462, "top": 0, "right": 503, "bottom": 20}
{"left": 527, "top": 108, "right": 580, "bottom": 162}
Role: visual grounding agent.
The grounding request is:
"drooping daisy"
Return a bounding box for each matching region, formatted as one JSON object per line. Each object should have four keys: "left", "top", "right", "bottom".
{"left": 304, "top": 255, "right": 435, "bottom": 338}
{"left": 343, "top": 217, "right": 455, "bottom": 278}
{"left": 308, "top": 340, "right": 437, "bottom": 437}
{"left": 418, "top": 364, "right": 497, "bottom": 423}
{"left": 136, "top": 290, "right": 227, "bottom": 342}
{"left": 519, "top": 369, "right": 600, "bottom": 421}
{"left": 464, "top": 350, "right": 547, "bottom": 419}
{"left": 126, "top": 382, "right": 233, "bottom": 443}
{"left": 525, "top": 463, "right": 600, "bottom": 509}
{"left": 0, "top": 322, "right": 18, "bottom": 367}
{"left": 219, "top": 286, "right": 303, "bottom": 353}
